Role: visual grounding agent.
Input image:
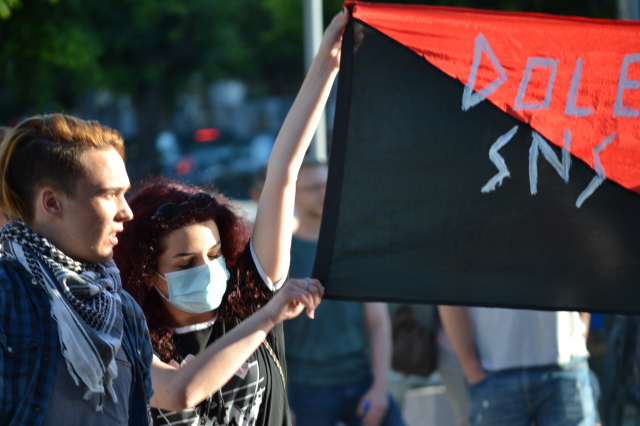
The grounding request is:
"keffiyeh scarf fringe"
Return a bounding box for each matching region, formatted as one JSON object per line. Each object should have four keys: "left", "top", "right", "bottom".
{"left": 0, "top": 222, "right": 124, "bottom": 411}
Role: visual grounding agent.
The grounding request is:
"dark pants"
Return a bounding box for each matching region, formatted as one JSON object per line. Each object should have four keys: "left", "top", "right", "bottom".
{"left": 287, "top": 377, "right": 406, "bottom": 426}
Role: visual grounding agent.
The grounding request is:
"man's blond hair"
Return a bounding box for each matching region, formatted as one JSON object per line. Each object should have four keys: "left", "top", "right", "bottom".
{"left": 0, "top": 114, "right": 125, "bottom": 222}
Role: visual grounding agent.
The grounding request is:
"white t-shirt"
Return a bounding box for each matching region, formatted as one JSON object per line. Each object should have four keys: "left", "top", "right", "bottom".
{"left": 471, "top": 308, "right": 589, "bottom": 372}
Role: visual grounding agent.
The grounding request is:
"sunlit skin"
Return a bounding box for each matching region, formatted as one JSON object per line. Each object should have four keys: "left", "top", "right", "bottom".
{"left": 147, "top": 220, "right": 223, "bottom": 328}
{"left": 30, "top": 147, "right": 133, "bottom": 264}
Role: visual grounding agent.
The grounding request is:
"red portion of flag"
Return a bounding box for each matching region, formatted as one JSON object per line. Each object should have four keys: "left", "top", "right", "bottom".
{"left": 348, "top": 1, "right": 640, "bottom": 193}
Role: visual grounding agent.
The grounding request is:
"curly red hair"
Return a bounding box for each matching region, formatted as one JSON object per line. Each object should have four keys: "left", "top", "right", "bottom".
{"left": 113, "top": 178, "right": 271, "bottom": 362}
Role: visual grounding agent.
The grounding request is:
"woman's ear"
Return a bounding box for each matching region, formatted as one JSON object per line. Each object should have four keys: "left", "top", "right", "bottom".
{"left": 142, "top": 271, "right": 154, "bottom": 288}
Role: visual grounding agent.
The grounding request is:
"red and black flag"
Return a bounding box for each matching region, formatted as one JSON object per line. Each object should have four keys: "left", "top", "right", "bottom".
{"left": 314, "top": 1, "right": 640, "bottom": 312}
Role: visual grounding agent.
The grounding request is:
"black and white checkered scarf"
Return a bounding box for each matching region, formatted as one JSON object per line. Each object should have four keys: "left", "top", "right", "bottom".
{"left": 0, "top": 222, "right": 123, "bottom": 411}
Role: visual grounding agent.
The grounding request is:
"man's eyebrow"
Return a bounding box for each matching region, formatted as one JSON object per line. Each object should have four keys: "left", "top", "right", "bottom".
{"left": 172, "top": 241, "right": 222, "bottom": 258}
{"left": 96, "top": 186, "right": 130, "bottom": 195}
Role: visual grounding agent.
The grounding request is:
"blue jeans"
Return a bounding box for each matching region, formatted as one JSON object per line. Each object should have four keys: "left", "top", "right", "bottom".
{"left": 468, "top": 358, "right": 596, "bottom": 426}
{"left": 287, "top": 377, "right": 406, "bottom": 426}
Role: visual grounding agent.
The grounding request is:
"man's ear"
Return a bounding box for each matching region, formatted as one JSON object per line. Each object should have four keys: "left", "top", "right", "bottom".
{"left": 36, "top": 187, "right": 65, "bottom": 221}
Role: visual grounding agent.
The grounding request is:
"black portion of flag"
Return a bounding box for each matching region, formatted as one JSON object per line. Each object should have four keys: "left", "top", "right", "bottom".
{"left": 314, "top": 19, "right": 640, "bottom": 313}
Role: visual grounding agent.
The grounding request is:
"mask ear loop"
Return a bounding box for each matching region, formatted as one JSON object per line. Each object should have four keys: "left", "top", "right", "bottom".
{"left": 153, "top": 273, "right": 171, "bottom": 301}
{"left": 153, "top": 285, "right": 171, "bottom": 302}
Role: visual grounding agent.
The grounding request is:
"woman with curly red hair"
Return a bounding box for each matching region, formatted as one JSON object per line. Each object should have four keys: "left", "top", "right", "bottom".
{"left": 113, "top": 9, "right": 349, "bottom": 426}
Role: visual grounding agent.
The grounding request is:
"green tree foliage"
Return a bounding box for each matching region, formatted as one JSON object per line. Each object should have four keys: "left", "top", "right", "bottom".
{"left": 0, "top": 0, "right": 293, "bottom": 173}
{"left": 0, "top": 0, "right": 100, "bottom": 113}
{"left": 0, "top": 0, "right": 24, "bottom": 19}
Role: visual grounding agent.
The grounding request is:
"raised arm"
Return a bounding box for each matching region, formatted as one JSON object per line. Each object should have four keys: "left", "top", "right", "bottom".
{"left": 150, "top": 278, "right": 323, "bottom": 411}
{"left": 252, "top": 9, "right": 349, "bottom": 283}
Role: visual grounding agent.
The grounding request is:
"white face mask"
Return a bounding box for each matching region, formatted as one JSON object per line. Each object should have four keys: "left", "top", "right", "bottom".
{"left": 155, "top": 256, "right": 230, "bottom": 314}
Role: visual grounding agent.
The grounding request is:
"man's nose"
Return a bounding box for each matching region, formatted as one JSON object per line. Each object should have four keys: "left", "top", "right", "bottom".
{"left": 118, "top": 197, "right": 134, "bottom": 222}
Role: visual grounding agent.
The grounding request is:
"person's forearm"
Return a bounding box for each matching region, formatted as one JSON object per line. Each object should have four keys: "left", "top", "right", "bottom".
{"left": 253, "top": 51, "right": 339, "bottom": 281}
{"left": 152, "top": 308, "right": 276, "bottom": 411}
{"left": 580, "top": 312, "right": 591, "bottom": 339}
{"left": 151, "top": 277, "right": 324, "bottom": 411}
{"left": 365, "top": 303, "right": 392, "bottom": 390}
{"left": 438, "top": 305, "right": 485, "bottom": 383}
{"left": 252, "top": 10, "right": 348, "bottom": 283}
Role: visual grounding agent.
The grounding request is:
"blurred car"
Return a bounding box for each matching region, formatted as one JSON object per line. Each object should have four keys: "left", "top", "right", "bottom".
{"left": 167, "top": 128, "right": 276, "bottom": 198}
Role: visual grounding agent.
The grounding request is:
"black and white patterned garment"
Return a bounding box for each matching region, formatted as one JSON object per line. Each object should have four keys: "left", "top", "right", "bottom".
{"left": 0, "top": 221, "right": 123, "bottom": 409}
{"left": 153, "top": 239, "right": 290, "bottom": 426}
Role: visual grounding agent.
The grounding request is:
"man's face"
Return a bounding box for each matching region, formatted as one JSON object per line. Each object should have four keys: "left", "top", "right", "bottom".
{"left": 295, "top": 165, "right": 328, "bottom": 219}
{"left": 57, "top": 148, "right": 132, "bottom": 264}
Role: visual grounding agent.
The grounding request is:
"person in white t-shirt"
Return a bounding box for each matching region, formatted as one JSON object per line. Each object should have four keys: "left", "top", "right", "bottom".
{"left": 439, "top": 306, "right": 598, "bottom": 426}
